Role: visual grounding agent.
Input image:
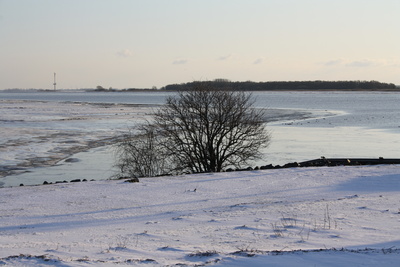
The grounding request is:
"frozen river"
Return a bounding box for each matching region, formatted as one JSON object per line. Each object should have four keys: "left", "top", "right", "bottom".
{"left": 1, "top": 90, "right": 399, "bottom": 187}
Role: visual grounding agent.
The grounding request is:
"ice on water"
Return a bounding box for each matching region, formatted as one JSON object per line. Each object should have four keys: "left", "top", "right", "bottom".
{"left": 0, "top": 100, "right": 152, "bottom": 183}
{"left": 1, "top": 91, "right": 400, "bottom": 187}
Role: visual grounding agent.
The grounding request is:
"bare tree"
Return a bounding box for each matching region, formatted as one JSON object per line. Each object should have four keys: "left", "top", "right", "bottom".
{"left": 154, "top": 82, "right": 270, "bottom": 173}
{"left": 114, "top": 124, "right": 170, "bottom": 178}
{"left": 115, "top": 82, "right": 270, "bottom": 177}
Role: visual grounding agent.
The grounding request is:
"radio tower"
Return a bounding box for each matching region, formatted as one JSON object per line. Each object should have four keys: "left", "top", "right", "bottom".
{"left": 53, "top": 72, "right": 57, "bottom": 90}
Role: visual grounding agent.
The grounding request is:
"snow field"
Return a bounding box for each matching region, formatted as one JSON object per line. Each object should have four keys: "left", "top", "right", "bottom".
{"left": 0, "top": 165, "right": 399, "bottom": 266}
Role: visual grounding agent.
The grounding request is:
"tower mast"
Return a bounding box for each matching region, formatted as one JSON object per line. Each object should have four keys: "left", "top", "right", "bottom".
{"left": 53, "top": 72, "right": 57, "bottom": 91}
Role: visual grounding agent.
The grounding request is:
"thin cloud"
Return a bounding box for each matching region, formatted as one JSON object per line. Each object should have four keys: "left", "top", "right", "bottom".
{"left": 172, "top": 59, "right": 188, "bottom": 65}
{"left": 323, "top": 58, "right": 381, "bottom": 68}
{"left": 346, "top": 59, "right": 375, "bottom": 68}
{"left": 218, "top": 54, "right": 233, "bottom": 61}
{"left": 116, "top": 49, "right": 133, "bottom": 58}
{"left": 323, "top": 59, "right": 343, "bottom": 66}
{"left": 253, "top": 58, "right": 264, "bottom": 65}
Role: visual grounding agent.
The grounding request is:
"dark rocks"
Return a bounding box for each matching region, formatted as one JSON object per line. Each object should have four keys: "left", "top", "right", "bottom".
{"left": 237, "top": 167, "right": 253, "bottom": 171}
{"left": 283, "top": 162, "right": 300, "bottom": 168}
{"left": 298, "top": 157, "right": 400, "bottom": 167}
{"left": 64, "top": 158, "right": 80, "bottom": 163}
{"left": 223, "top": 157, "right": 400, "bottom": 173}
{"left": 125, "top": 177, "right": 139, "bottom": 183}
{"left": 116, "top": 176, "right": 130, "bottom": 180}
{"left": 260, "top": 164, "right": 274, "bottom": 170}
{"left": 39, "top": 178, "right": 96, "bottom": 186}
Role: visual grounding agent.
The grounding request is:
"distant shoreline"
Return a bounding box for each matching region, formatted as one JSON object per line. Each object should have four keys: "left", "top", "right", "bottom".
{"left": 2, "top": 80, "right": 399, "bottom": 92}
{"left": 93, "top": 88, "right": 400, "bottom": 92}
{"left": 3, "top": 88, "right": 396, "bottom": 93}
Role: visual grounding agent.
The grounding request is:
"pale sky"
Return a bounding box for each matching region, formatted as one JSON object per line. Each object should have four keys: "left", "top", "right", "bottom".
{"left": 1, "top": 0, "right": 399, "bottom": 89}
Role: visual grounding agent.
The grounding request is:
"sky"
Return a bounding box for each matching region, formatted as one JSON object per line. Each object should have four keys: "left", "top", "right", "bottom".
{"left": 0, "top": 0, "right": 399, "bottom": 90}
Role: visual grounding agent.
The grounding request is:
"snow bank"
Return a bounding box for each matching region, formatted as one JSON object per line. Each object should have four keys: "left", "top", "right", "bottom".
{"left": 0, "top": 165, "right": 399, "bottom": 266}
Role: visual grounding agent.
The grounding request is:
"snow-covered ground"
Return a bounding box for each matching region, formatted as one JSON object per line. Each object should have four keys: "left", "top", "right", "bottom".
{"left": 1, "top": 165, "right": 400, "bottom": 266}
{"left": 1, "top": 98, "right": 400, "bottom": 266}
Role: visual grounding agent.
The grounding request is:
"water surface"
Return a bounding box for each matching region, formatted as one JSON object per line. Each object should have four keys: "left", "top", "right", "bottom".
{"left": 1, "top": 91, "right": 399, "bottom": 187}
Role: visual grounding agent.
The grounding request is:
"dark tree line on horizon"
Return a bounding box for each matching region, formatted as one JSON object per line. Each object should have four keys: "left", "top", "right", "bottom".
{"left": 162, "top": 80, "right": 397, "bottom": 91}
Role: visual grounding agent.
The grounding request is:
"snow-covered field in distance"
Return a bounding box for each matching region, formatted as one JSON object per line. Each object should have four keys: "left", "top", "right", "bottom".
{"left": 0, "top": 165, "right": 399, "bottom": 266}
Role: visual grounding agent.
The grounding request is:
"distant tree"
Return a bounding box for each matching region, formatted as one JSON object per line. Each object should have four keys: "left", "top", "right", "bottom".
{"left": 115, "top": 82, "right": 270, "bottom": 178}
{"left": 164, "top": 80, "right": 397, "bottom": 91}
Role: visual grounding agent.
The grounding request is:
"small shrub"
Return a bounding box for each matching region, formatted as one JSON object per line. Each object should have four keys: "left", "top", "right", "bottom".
{"left": 271, "top": 222, "right": 284, "bottom": 237}
{"left": 188, "top": 250, "right": 218, "bottom": 257}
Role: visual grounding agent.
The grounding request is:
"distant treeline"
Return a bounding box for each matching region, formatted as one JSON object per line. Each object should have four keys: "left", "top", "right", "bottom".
{"left": 162, "top": 80, "right": 397, "bottom": 91}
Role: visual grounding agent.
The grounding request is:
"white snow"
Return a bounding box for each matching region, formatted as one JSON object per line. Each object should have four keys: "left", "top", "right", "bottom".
{"left": 1, "top": 165, "right": 400, "bottom": 266}
{"left": 1, "top": 98, "right": 400, "bottom": 265}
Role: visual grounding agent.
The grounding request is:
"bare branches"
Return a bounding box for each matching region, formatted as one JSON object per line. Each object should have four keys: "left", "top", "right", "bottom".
{"left": 115, "top": 82, "right": 271, "bottom": 177}
{"left": 154, "top": 83, "right": 270, "bottom": 173}
{"left": 114, "top": 125, "right": 171, "bottom": 178}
